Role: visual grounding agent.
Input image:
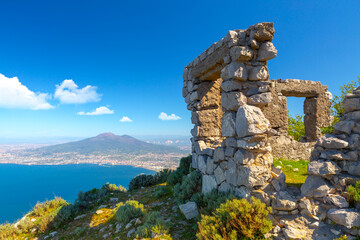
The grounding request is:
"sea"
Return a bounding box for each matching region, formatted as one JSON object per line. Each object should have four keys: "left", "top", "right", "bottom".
{"left": 0, "top": 164, "right": 155, "bottom": 224}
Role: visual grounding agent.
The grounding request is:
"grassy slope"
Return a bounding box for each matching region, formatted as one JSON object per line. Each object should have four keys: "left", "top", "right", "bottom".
{"left": 273, "top": 158, "right": 309, "bottom": 188}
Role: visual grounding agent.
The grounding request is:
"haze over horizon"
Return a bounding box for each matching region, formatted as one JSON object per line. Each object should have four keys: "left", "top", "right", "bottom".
{"left": 0, "top": 0, "right": 360, "bottom": 139}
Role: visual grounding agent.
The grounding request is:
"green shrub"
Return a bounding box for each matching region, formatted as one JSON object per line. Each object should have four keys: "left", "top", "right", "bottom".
{"left": 116, "top": 200, "right": 145, "bottom": 224}
{"left": 129, "top": 168, "right": 174, "bottom": 191}
{"left": 348, "top": 181, "right": 360, "bottom": 207}
{"left": 197, "top": 197, "right": 272, "bottom": 240}
{"left": 154, "top": 185, "right": 172, "bottom": 198}
{"left": 167, "top": 155, "right": 192, "bottom": 186}
{"left": 136, "top": 211, "right": 169, "bottom": 238}
{"left": 74, "top": 226, "right": 87, "bottom": 236}
{"left": 288, "top": 114, "right": 305, "bottom": 142}
{"left": 173, "top": 170, "right": 202, "bottom": 204}
{"left": 192, "top": 190, "right": 235, "bottom": 216}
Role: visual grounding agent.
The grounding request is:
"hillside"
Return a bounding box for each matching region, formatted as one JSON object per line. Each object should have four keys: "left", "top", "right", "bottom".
{"left": 26, "top": 133, "right": 184, "bottom": 155}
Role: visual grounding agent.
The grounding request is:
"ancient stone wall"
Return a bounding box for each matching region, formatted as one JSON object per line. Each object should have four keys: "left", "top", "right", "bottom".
{"left": 183, "top": 22, "right": 360, "bottom": 238}
{"left": 183, "top": 22, "right": 332, "bottom": 196}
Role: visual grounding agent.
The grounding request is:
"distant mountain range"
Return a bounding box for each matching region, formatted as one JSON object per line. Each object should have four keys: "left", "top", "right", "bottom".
{"left": 26, "top": 133, "right": 185, "bottom": 155}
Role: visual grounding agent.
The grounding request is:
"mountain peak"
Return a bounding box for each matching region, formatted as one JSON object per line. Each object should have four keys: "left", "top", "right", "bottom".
{"left": 96, "top": 132, "right": 116, "bottom": 138}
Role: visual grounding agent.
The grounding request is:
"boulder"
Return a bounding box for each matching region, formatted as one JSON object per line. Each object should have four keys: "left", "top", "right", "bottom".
{"left": 300, "top": 175, "right": 331, "bottom": 198}
{"left": 307, "top": 160, "right": 341, "bottom": 176}
{"left": 257, "top": 42, "right": 277, "bottom": 61}
{"left": 220, "top": 62, "right": 247, "bottom": 81}
{"left": 202, "top": 175, "right": 218, "bottom": 194}
{"left": 318, "top": 136, "right": 349, "bottom": 149}
{"left": 222, "top": 112, "right": 236, "bottom": 137}
{"left": 179, "top": 202, "right": 199, "bottom": 220}
{"left": 236, "top": 105, "right": 270, "bottom": 138}
{"left": 282, "top": 226, "right": 307, "bottom": 240}
{"left": 221, "top": 92, "right": 247, "bottom": 111}
{"left": 327, "top": 208, "right": 360, "bottom": 228}
{"left": 247, "top": 92, "right": 272, "bottom": 106}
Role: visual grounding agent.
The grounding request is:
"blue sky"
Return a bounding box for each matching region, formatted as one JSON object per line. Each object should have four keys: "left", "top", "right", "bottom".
{"left": 0, "top": 0, "right": 359, "bottom": 139}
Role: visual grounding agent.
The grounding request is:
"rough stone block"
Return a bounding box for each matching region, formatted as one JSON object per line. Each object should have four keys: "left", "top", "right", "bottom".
{"left": 230, "top": 46, "right": 253, "bottom": 62}
{"left": 236, "top": 105, "right": 270, "bottom": 137}
{"left": 220, "top": 62, "right": 247, "bottom": 81}
{"left": 257, "top": 42, "right": 277, "bottom": 61}
{"left": 247, "top": 92, "right": 273, "bottom": 106}
{"left": 300, "top": 175, "right": 332, "bottom": 198}
{"left": 248, "top": 66, "right": 269, "bottom": 81}
{"left": 202, "top": 175, "right": 218, "bottom": 194}
{"left": 221, "top": 92, "right": 247, "bottom": 111}
{"left": 179, "top": 202, "right": 199, "bottom": 220}
{"left": 222, "top": 112, "right": 236, "bottom": 137}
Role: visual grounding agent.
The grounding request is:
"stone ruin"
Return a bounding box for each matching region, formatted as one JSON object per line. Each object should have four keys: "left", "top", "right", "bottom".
{"left": 183, "top": 22, "right": 360, "bottom": 239}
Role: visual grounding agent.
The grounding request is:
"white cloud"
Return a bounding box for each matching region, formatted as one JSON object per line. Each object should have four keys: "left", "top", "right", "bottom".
{"left": 77, "top": 106, "right": 114, "bottom": 116}
{"left": 120, "top": 116, "right": 133, "bottom": 122}
{"left": 54, "top": 79, "right": 101, "bottom": 104}
{"left": 158, "top": 112, "right": 181, "bottom": 120}
{"left": 0, "top": 73, "right": 54, "bottom": 110}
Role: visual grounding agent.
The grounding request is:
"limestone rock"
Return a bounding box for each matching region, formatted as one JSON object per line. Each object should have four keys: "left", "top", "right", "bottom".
{"left": 327, "top": 209, "right": 360, "bottom": 228}
{"left": 234, "top": 149, "right": 253, "bottom": 165}
{"left": 236, "top": 105, "right": 270, "bottom": 138}
{"left": 307, "top": 160, "right": 341, "bottom": 176}
{"left": 206, "top": 158, "right": 215, "bottom": 174}
{"left": 218, "top": 181, "right": 231, "bottom": 193}
{"left": 214, "top": 167, "right": 226, "bottom": 184}
{"left": 343, "top": 161, "right": 360, "bottom": 176}
{"left": 202, "top": 175, "right": 218, "bottom": 194}
{"left": 282, "top": 226, "right": 307, "bottom": 240}
{"left": 300, "top": 175, "right": 331, "bottom": 198}
{"left": 334, "top": 121, "right": 355, "bottom": 134}
{"left": 253, "top": 22, "right": 275, "bottom": 41}
{"left": 225, "top": 159, "right": 237, "bottom": 186}
{"left": 191, "top": 154, "right": 198, "bottom": 169}
{"left": 221, "top": 80, "right": 243, "bottom": 92}
{"left": 230, "top": 46, "right": 253, "bottom": 62}
{"left": 220, "top": 61, "right": 247, "bottom": 81}
{"left": 237, "top": 165, "right": 271, "bottom": 187}
{"left": 222, "top": 112, "right": 236, "bottom": 137}
{"left": 248, "top": 92, "right": 273, "bottom": 106}
{"left": 248, "top": 66, "right": 269, "bottom": 81}
{"left": 198, "top": 155, "right": 207, "bottom": 174}
{"left": 318, "top": 136, "right": 349, "bottom": 149}
{"left": 343, "top": 97, "right": 360, "bottom": 113}
{"left": 272, "top": 198, "right": 298, "bottom": 211}
{"left": 221, "top": 92, "right": 247, "bottom": 111}
{"left": 179, "top": 202, "right": 199, "bottom": 220}
{"left": 320, "top": 150, "right": 352, "bottom": 161}
{"left": 257, "top": 42, "right": 277, "bottom": 61}
{"left": 194, "top": 140, "right": 207, "bottom": 153}
{"left": 213, "top": 147, "right": 225, "bottom": 163}
{"left": 325, "top": 194, "right": 349, "bottom": 208}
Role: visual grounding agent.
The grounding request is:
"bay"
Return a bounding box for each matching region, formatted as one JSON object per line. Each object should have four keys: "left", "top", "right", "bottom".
{"left": 0, "top": 164, "right": 154, "bottom": 224}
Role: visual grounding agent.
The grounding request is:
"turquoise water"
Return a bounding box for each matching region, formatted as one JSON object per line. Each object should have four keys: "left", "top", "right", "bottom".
{"left": 0, "top": 164, "right": 154, "bottom": 224}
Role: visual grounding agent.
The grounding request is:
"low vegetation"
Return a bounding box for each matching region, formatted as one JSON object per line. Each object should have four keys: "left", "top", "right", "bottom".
{"left": 115, "top": 200, "right": 145, "bottom": 224}
{"left": 197, "top": 197, "right": 272, "bottom": 240}
{"left": 166, "top": 155, "right": 192, "bottom": 186}
{"left": 348, "top": 180, "right": 360, "bottom": 207}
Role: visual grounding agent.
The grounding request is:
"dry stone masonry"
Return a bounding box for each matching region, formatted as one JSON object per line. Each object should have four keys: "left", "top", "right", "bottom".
{"left": 183, "top": 22, "right": 360, "bottom": 238}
